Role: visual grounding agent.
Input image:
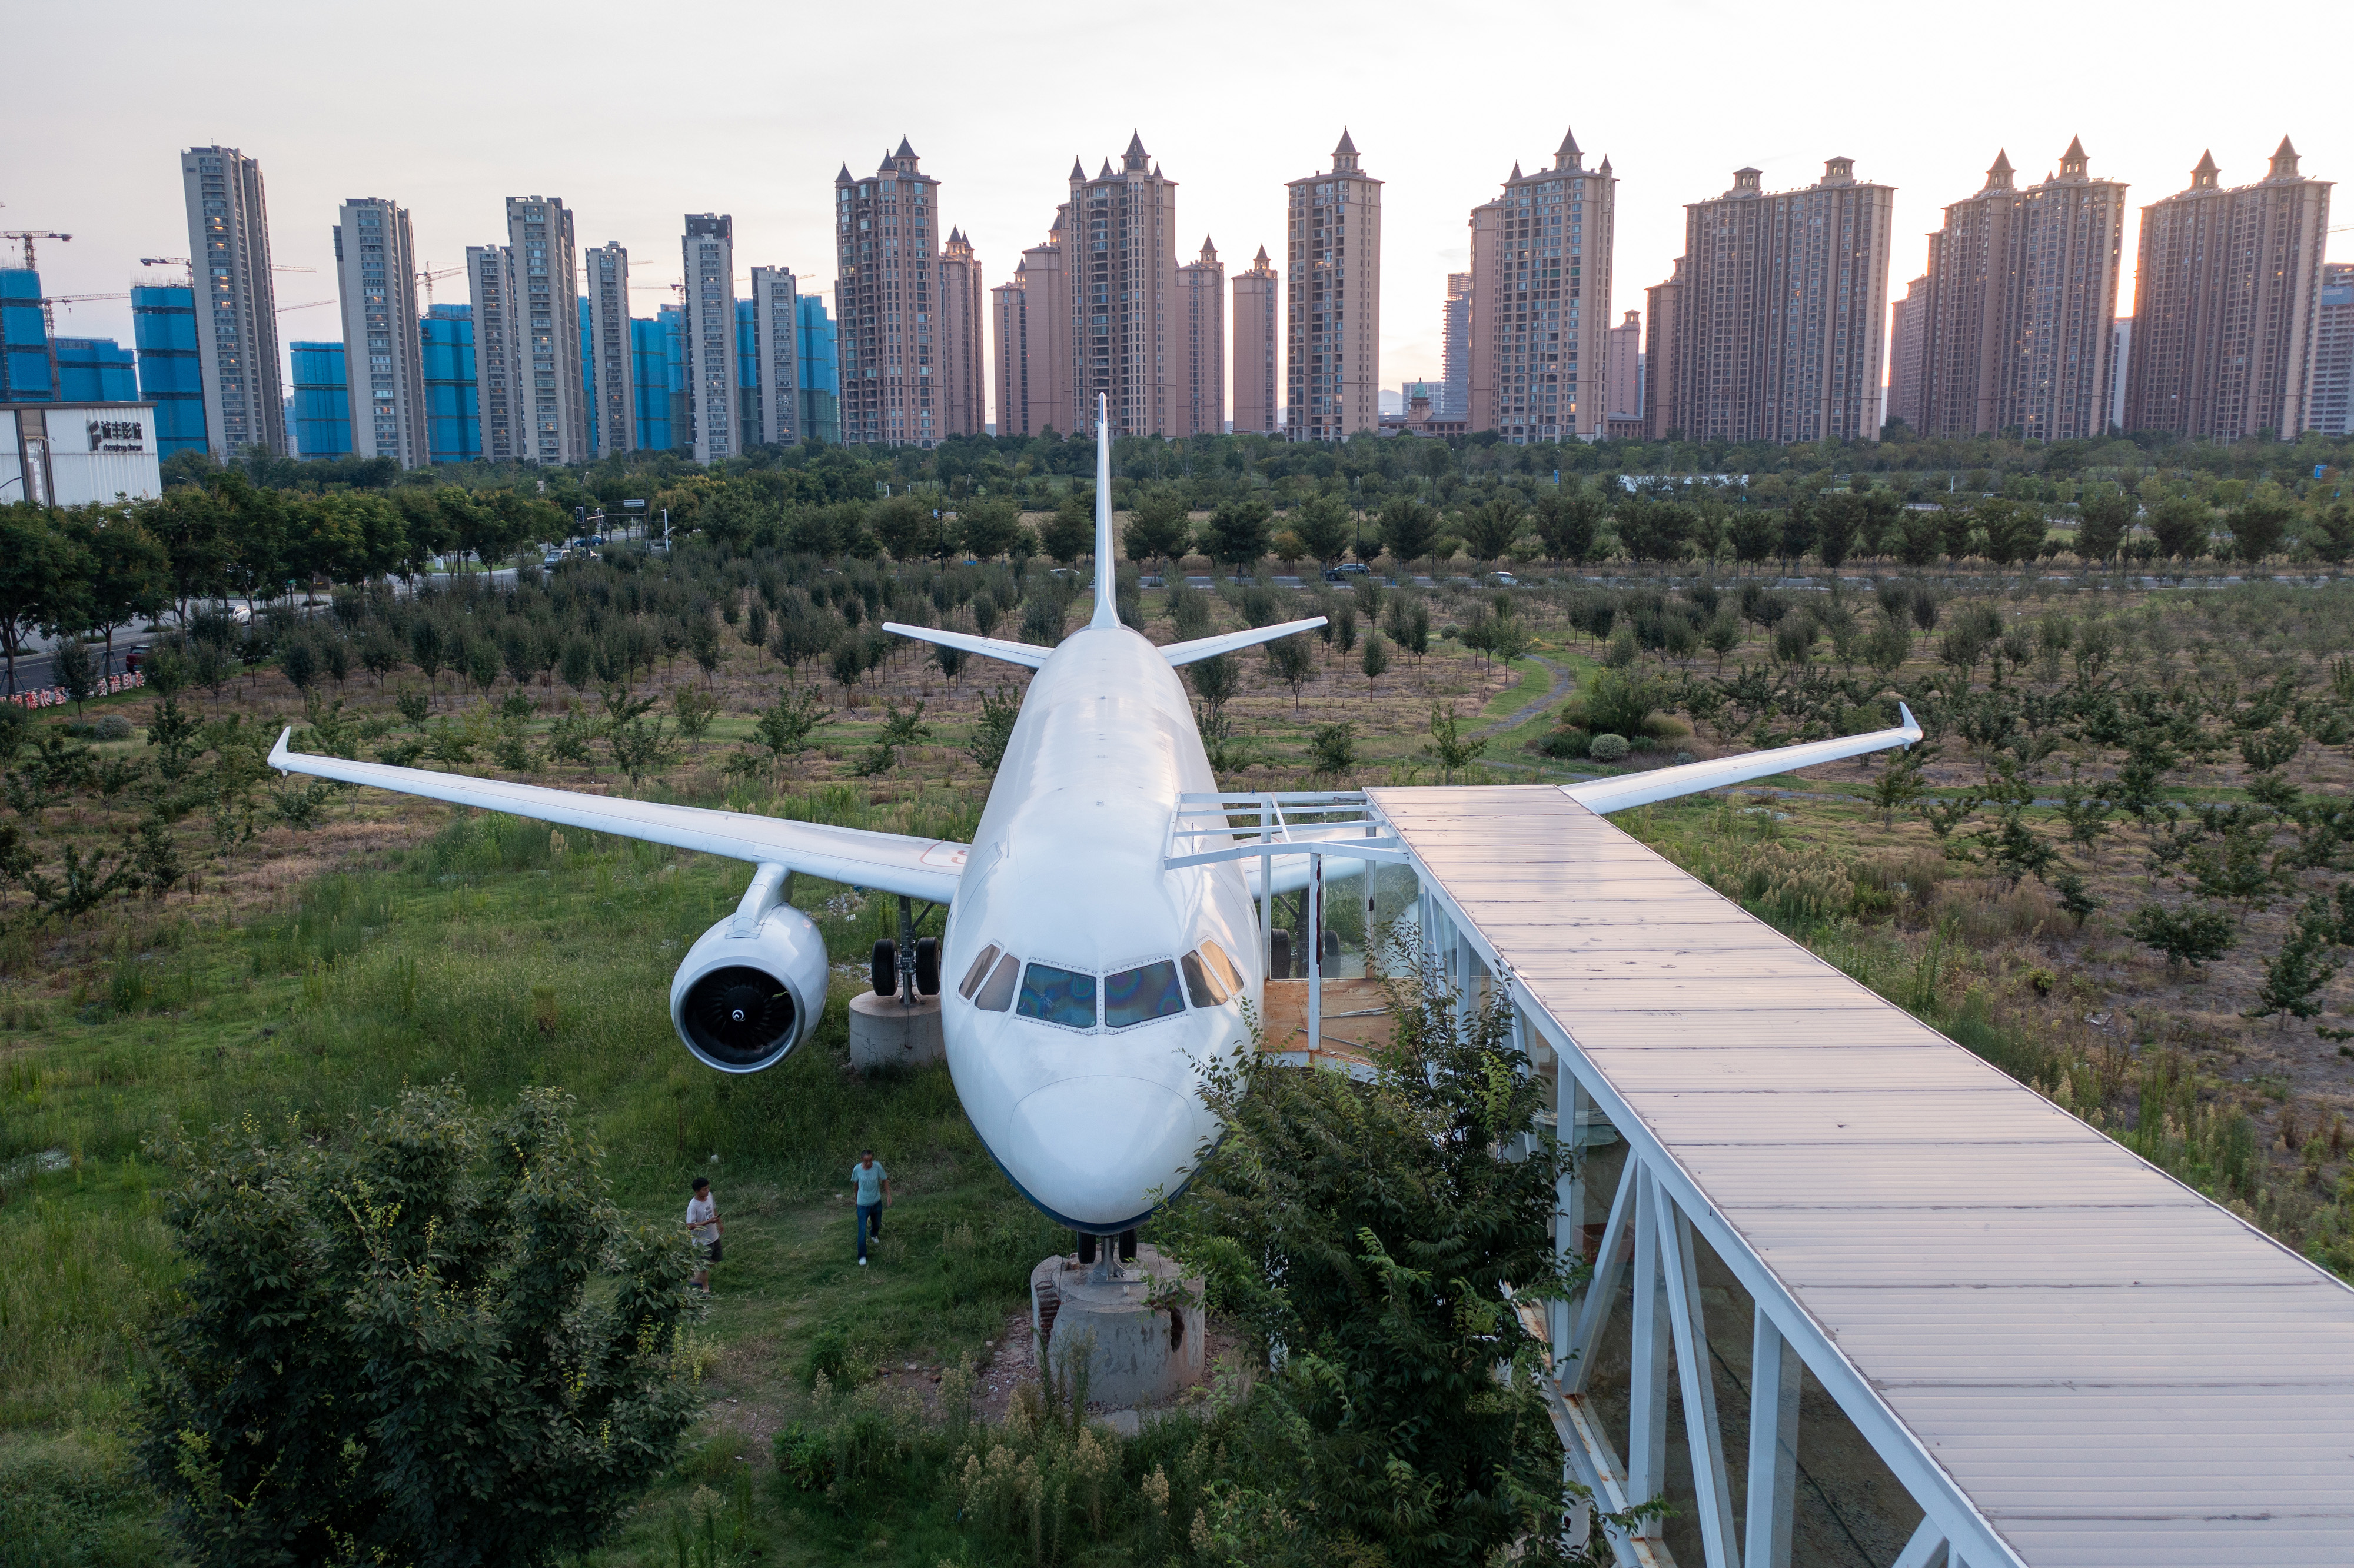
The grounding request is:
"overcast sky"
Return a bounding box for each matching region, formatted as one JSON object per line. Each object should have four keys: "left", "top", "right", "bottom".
{"left": 7, "top": 0, "right": 2343, "bottom": 426}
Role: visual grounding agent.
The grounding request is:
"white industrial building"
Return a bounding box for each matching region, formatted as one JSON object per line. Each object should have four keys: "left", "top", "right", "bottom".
{"left": 2, "top": 402, "right": 164, "bottom": 505}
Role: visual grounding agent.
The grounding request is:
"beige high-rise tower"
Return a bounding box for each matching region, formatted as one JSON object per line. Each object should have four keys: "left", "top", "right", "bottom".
{"left": 2126, "top": 138, "right": 2332, "bottom": 440}
{"left": 332, "top": 198, "right": 428, "bottom": 468}
{"left": 1285, "top": 131, "right": 1382, "bottom": 440}
{"left": 1918, "top": 141, "right": 2125, "bottom": 441}
{"left": 937, "top": 228, "right": 986, "bottom": 438}
{"left": 681, "top": 214, "right": 739, "bottom": 463}
{"left": 990, "top": 264, "right": 1032, "bottom": 437}
{"left": 1175, "top": 238, "right": 1224, "bottom": 437}
{"left": 1232, "top": 247, "right": 1278, "bottom": 434}
{"left": 1886, "top": 274, "right": 1930, "bottom": 434}
{"left": 1065, "top": 135, "right": 1181, "bottom": 436}
{"left": 1663, "top": 158, "right": 1893, "bottom": 444}
{"left": 1641, "top": 258, "right": 1682, "bottom": 441}
{"left": 1019, "top": 216, "right": 1073, "bottom": 435}
{"left": 584, "top": 242, "right": 635, "bottom": 457}
{"left": 835, "top": 140, "right": 952, "bottom": 447}
{"left": 508, "top": 198, "right": 586, "bottom": 464}
{"left": 1468, "top": 129, "right": 1615, "bottom": 442}
{"left": 749, "top": 265, "right": 800, "bottom": 447}
{"left": 1605, "top": 309, "right": 1642, "bottom": 422}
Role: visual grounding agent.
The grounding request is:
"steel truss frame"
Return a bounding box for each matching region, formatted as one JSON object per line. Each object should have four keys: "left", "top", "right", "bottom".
{"left": 1395, "top": 813, "right": 2024, "bottom": 1568}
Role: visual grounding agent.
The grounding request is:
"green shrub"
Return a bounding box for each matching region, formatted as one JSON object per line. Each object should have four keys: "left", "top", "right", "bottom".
{"left": 1588, "top": 732, "right": 1630, "bottom": 762}
{"left": 1538, "top": 727, "right": 1591, "bottom": 759}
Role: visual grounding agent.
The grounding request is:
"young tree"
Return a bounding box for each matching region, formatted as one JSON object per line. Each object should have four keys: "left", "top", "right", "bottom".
{"left": 967, "top": 685, "right": 1022, "bottom": 774}
{"left": 2125, "top": 900, "right": 2237, "bottom": 974}
{"left": 2075, "top": 488, "right": 2133, "bottom": 564}
{"left": 138, "top": 1083, "right": 700, "bottom": 1568}
{"left": 2148, "top": 495, "right": 2212, "bottom": 561}
{"left": 1203, "top": 493, "right": 1274, "bottom": 571}
{"left": 956, "top": 497, "right": 1022, "bottom": 562}
{"left": 1423, "top": 703, "right": 1487, "bottom": 783}
{"left": 869, "top": 494, "right": 938, "bottom": 562}
{"left": 1160, "top": 953, "right": 1598, "bottom": 1563}
{"left": 1359, "top": 629, "right": 1389, "bottom": 685}
{"left": 1533, "top": 481, "right": 1605, "bottom": 564}
{"left": 1039, "top": 491, "right": 1094, "bottom": 566}
{"left": 2245, "top": 897, "right": 2342, "bottom": 1030}
{"left": 0, "top": 505, "right": 83, "bottom": 695}
{"left": 1264, "top": 634, "right": 1315, "bottom": 714}
{"left": 1122, "top": 487, "right": 1192, "bottom": 570}
{"left": 1461, "top": 494, "right": 1525, "bottom": 564}
{"left": 1290, "top": 491, "right": 1352, "bottom": 567}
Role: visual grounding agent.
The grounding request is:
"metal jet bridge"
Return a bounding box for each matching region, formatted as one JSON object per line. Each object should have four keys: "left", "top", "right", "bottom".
{"left": 1182, "top": 785, "right": 2354, "bottom": 1568}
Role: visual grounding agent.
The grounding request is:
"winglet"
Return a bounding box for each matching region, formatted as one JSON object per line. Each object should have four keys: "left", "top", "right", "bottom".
{"left": 1090, "top": 392, "right": 1118, "bottom": 630}
{"left": 269, "top": 725, "right": 294, "bottom": 770}
{"left": 1898, "top": 702, "right": 1921, "bottom": 744}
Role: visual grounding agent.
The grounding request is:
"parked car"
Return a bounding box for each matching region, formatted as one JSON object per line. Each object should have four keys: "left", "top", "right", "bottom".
{"left": 1324, "top": 562, "right": 1374, "bottom": 581}
{"left": 1489, "top": 571, "right": 1521, "bottom": 587}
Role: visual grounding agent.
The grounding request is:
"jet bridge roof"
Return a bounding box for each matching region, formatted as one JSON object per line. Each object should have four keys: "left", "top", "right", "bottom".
{"left": 1369, "top": 785, "right": 2354, "bottom": 1567}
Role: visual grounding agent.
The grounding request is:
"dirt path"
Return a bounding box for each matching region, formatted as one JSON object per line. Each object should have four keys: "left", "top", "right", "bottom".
{"left": 1472, "top": 655, "right": 1574, "bottom": 740}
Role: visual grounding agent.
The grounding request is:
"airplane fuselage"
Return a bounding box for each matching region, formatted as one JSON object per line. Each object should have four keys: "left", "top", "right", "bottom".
{"left": 940, "top": 622, "right": 1260, "bottom": 1232}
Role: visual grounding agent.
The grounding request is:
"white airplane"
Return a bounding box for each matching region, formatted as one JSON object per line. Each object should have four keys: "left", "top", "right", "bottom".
{"left": 270, "top": 397, "right": 1920, "bottom": 1247}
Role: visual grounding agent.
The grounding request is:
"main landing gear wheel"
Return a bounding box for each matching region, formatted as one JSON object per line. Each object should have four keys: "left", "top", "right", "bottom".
{"left": 915, "top": 937, "right": 939, "bottom": 995}
{"left": 871, "top": 940, "right": 896, "bottom": 997}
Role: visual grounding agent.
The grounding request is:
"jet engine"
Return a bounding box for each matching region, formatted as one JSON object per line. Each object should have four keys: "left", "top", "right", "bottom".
{"left": 669, "top": 864, "right": 828, "bottom": 1074}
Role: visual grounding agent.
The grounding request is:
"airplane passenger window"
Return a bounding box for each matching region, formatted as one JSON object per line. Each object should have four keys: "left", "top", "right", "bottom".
{"left": 959, "top": 944, "right": 1002, "bottom": 1000}
{"left": 973, "top": 953, "right": 1019, "bottom": 1012}
{"left": 1016, "top": 962, "right": 1097, "bottom": 1028}
{"left": 1197, "top": 939, "right": 1243, "bottom": 997}
{"left": 1181, "top": 951, "right": 1231, "bottom": 1008}
{"left": 1104, "top": 960, "right": 1186, "bottom": 1028}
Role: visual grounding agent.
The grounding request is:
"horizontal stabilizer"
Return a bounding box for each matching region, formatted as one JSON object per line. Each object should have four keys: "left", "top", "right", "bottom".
{"left": 1562, "top": 703, "right": 1922, "bottom": 815}
{"left": 880, "top": 622, "right": 1050, "bottom": 670}
{"left": 267, "top": 728, "right": 966, "bottom": 901}
{"left": 1161, "top": 616, "right": 1329, "bottom": 668}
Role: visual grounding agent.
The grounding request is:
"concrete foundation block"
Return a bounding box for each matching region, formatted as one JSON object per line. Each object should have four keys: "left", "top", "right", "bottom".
{"left": 1029, "top": 1245, "right": 1206, "bottom": 1408}
{"left": 848, "top": 991, "right": 944, "bottom": 1071}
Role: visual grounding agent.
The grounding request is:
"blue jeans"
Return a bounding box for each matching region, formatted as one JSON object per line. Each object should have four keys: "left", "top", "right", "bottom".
{"left": 856, "top": 1201, "right": 882, "bottom": 1261}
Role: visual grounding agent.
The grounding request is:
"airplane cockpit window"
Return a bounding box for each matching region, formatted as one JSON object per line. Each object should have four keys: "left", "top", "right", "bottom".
{"left": 972, "top": 953, "right": 1020, "bottom": 1012}
{"left": 958, "top": 944, "right": 1002, "bottom": 1000}
{"left": 1104, "top": 959, "right": 1186, "bottom": 1028}
{"left": 1182, "top": 938, "right": 1242, "bottom": 1007}
{"left": 1016, "top": 962, "right": 1097, "bottom": 1028}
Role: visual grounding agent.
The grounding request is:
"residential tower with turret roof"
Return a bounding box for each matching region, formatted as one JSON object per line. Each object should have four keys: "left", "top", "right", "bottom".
{"left": 1468, "top": 128, "right": 1614, "bottom": 442}
{"left": 1232, "top": 247, "right": 1279, "bottom": 435}
{"left": 1915, "top": 139, "right": 2126, "bottom": 441}
{"left": 1286, "top": 130, "right": 1383, "bottom": 440}
{"left": 2125, "top": 138, "right": 2333, "bottom": 441}
{"left": 1175, "top": 238, "right": 1225, "bottom": 438}
{"left": 834, "top": 139, "right": 960, "bottom": 447}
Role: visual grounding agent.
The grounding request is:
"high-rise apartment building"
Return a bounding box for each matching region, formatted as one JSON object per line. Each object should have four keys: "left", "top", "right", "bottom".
{"left": 681, "top": 214, "right": 740, "bottom": 462}
{"left": 466, "top": 244, "right": 518, "bottom": 462}
{"left": 1468, "top": 130, "right": 1615, "bottom": 442}
{"left": 331, "top": 198, "right": 428, "bottom": 468}
{"left": 1439, "top": 271, "right": 1472, "bottom": 420}
{"left": 1286, "top": 131, "right": 1382, "bottom": 440}
{"left": 990, "top": 264, "right": 1032, "bottom": 438}
{"left": 936, "top": 229, "right": 986, "bottom": 437}
{"left": 584, "top": 242, "right": 635, "bottom": 457}
{"left": 1661, "top": 158, "right": 1893, "bottom": 444}
{"left": 420, "top": 304, "right": 479, "bottom": 464}
{"left": 290, "top": 342, "right": 351, "bottom": 458}
{"left": 1641, "top": 258, "right": 1683, "bottom": 441}
{"left": 749, "top": 265, "right": 800, "bottom": 447}
{"left": 835, "top": 141, "right": 952, "bottom": 447}
{"left": 1175, "top": 238, "right": 1224, "bottom": 437}
{"left": 468, "top": 197, "right": 586, "bottom": 465}
{"left": 796, "top": 296, "right": 840, "bottom": 445}
{"left": 506, "top": 198, "right": 585, "bottom": 465}
{"left": 1231, "top": 247, "right": 1278, "bottom": 434}
{"left": 2307, "top": 262, "right": 2353, "bottom": 437}
{"left": 1886, "top": 274, "right": 1931, "bottom": 433}
{"left": 1914, "top": 141, "right": 2125, "bottom": 441}
{"left": 1605, "top": 309, "right": 1643, "bottom": 420}
{"left": 180, "top": 146, "right": 285, "bottom": 457}
{"left": 1061, "top": 135, "right": 1182, "bottom": 437}
{"left": 2126, "top": 139, "right": 2333, "bottom": 441}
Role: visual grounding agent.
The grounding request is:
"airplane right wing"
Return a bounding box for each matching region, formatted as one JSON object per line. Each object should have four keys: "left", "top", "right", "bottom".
{"left": 1562, "top": 703, "right": 1920, "bottom": 815}
{"left": 1161, "top": 616, "right": 1329, "bottom": 667}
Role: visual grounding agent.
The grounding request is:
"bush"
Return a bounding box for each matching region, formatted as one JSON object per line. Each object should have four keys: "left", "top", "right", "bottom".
{"left": 773, "top": 1422, "right": 836, "bottom": 1492}
{"left": 1538, "top": 727, "right": 1591, "bottom": 759}
{"left": 1588, "top": 732, "right": 1630, "bottom": 761}
{"left": 1580, "top": 667, "right": 1657, "bottom": 737}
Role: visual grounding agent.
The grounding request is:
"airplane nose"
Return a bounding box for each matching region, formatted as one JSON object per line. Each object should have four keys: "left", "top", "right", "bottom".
{"left": 1004, "top": 1076, "right": 1201, "bottom": 1231}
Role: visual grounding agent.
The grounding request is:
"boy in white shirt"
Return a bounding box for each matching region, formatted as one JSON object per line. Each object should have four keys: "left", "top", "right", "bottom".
{"left": 685, "top": 1177, "right": 721, "bottom": 1293}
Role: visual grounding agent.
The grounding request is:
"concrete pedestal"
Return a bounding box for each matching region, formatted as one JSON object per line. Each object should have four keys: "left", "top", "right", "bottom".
{"left": 847, "top": 991, "right": 944, "bottom": 1071}
{"left": 1029, "top": 1245, "right": 1206, "bottom": 1408}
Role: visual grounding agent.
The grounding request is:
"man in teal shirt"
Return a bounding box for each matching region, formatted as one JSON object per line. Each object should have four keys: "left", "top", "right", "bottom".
{"left": 852, "top": 1149, "right": 890, "bottom": 1266}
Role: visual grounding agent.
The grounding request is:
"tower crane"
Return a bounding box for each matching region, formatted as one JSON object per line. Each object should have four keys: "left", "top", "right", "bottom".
{"left": 4, "top": 231, "right": 71, "bottom": 271}
{"left": 417, "top": 264, "right": 465, "bottom": 308}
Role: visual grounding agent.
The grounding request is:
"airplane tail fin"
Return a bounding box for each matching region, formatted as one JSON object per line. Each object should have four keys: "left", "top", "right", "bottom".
{"left": 1090, "top": 392, "right": 1119, "bottom": 630}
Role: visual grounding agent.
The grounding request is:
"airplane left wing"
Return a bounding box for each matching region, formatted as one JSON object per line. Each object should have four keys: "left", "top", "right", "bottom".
{"left": 1161, "top": 616, "right": 1329, "bottom": 667}
{"left": 880, "top": 622, "right": 1050, "bottom": 670}
{"left": 268, "top": 729, "right": 965, "bottom": 902}
{"left": 1562, "top": 703, "right": 1921, "bottom": 815}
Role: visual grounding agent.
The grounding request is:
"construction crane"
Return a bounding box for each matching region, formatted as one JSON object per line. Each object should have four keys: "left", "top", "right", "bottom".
{"left": 275, "top": 299, "right": 335, "bottom": 315}
{"left": 141, "top": 257, "right": 315, "bottom": 273}
{"left": 417, "top": 263, "right": 464, "bottom": 308}
{"left": 4, "top": 231, "right": 70, "bottom": 271}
